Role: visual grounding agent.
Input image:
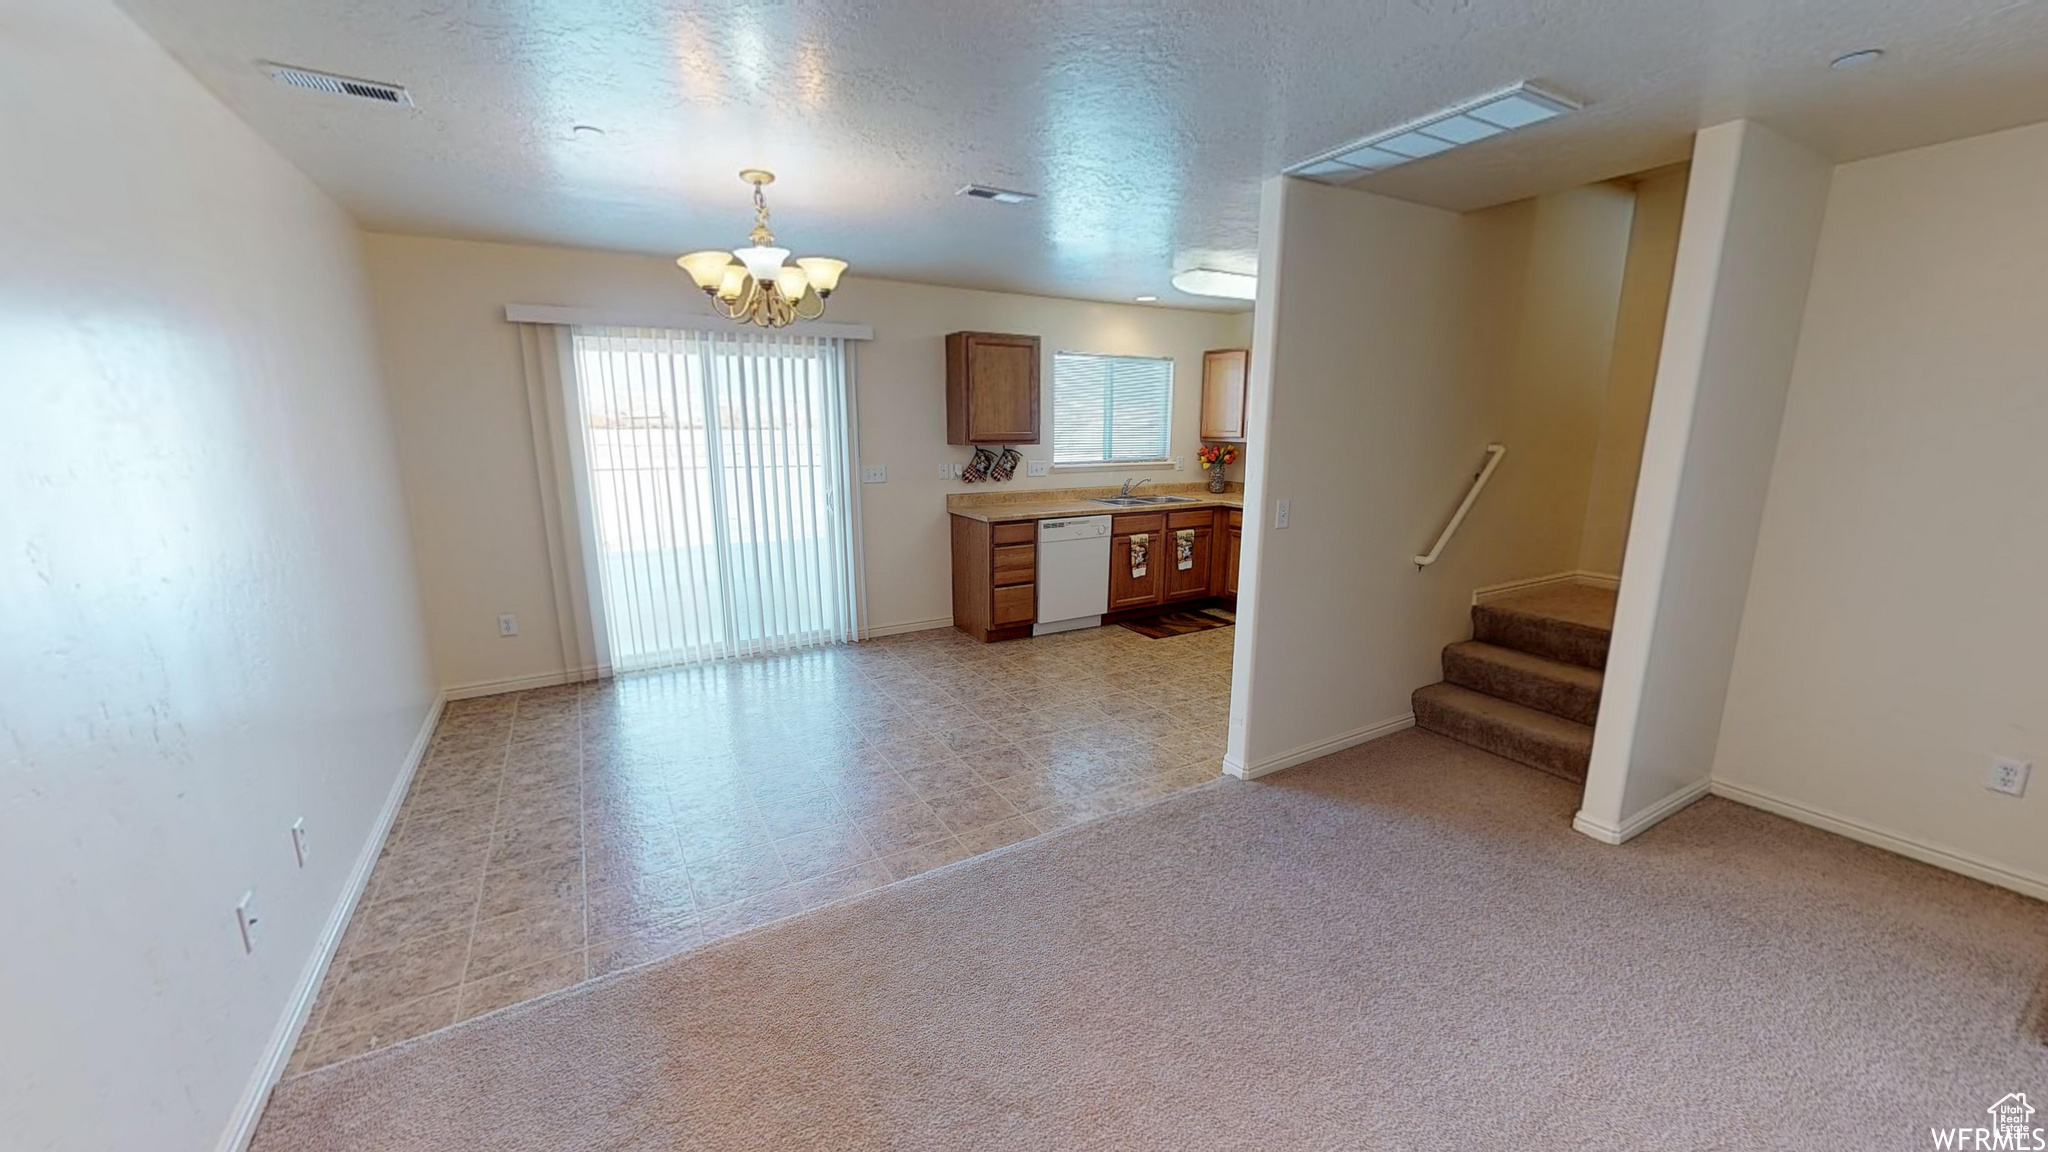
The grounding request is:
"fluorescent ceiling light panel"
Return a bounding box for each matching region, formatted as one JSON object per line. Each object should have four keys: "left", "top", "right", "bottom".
{"left": 1468, "top": 91, "right": 1569, "bottom": 129}
{"left": 1284, "top": 82, "right": 1580, "bottom": 185}
{"left": 1332, "top": 145, "right": 1406, "bottom": 170}
{"left": 1419, "top": 114, "right": 1503, "bottom": 145}
{"left": 1374, "top": 131, "right": 1456, "bottom": 159}
{"left": 1171, "top": 268, "right": 1258, "bottom": 301}
{"left": 1295, "top": 158, "right": 1366, "bottom": 178}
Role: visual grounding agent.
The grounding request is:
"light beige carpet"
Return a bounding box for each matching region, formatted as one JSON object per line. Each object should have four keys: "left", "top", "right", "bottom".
{"left": 254, "top": 731, "right": 2048, "bottom": 1150}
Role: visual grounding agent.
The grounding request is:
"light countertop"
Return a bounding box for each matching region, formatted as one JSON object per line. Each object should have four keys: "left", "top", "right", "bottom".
{"left": 946, "top": 483, "right": 1244, "bottom": 524}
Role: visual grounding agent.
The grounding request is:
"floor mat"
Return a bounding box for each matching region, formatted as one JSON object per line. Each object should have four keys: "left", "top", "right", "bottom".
{"left": 1120, "top": 608, "right": 1234, "bottom": 638}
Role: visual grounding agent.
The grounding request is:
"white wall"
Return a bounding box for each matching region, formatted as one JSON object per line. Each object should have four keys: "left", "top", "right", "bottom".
{"left": 1227, "top": 177, "right": 1632, "bottom": 775}
{"left": 0, "top": 2, "right": 436, "bottom": 1150}
{"left": 1710, "top": 119, "right": 2048, "bottom": 896}
{"left": 1576, "top": 120, "right": 1833, "bottom": 842}
{"left": 1579, "top": 165, "right": 1688, "bottom": 576}
{"left": 362, "top": 234, "right": 1249, "bottom": 693}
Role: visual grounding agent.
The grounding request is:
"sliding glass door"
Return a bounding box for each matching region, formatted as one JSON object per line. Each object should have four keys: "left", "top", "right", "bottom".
{"left": 568, "top": 326, "right": 862, "bottom": 671}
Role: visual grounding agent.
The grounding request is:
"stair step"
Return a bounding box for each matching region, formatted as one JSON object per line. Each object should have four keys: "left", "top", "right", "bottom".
{"left": 1442, "top": 641, "right": 1602, "bottom": 725}
{"left": 1412, "top": 682, "right": 1593, "bottom": 783}
{"left": 1471, "top": 584, "right": 1616, "bottom": 670}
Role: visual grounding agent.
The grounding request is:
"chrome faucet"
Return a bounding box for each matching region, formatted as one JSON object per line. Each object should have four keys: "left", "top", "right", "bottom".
{"left": 1119, "top": 477, "right": 1153, "bottom": 498}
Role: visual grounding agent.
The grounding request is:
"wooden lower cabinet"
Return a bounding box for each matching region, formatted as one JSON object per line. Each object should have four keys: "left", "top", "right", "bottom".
{"left": 951, "top": 503, "right": 1245, "bottom": 641}
{"left": 1164, "top": 509, "right": 1215, "bottom": 603}
{"left": 950, "top": 515, "right": 1037, "bottom": 641}
{"left": 1108, "top": 513, "right": 1165, "bottom": 610}
{"left": 1223, "top": 510, "right": 1242, "bottom": 600}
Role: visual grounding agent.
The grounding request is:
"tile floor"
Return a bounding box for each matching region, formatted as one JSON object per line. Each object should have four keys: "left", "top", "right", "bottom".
{"left": 286, "top": 619, "right": 1234, "bottom": 1075}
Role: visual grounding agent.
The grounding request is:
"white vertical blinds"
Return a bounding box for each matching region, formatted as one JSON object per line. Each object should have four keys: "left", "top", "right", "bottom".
{"left": 1051, "top": 352, "right": 1174, "bottom": 464}
{"left": 567, "top": 325, "right": 863, "bottom": 671}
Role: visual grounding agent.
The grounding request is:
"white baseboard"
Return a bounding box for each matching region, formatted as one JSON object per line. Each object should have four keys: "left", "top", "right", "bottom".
{"left": 214, "top": 691, "right": 446, "bottom": 1152}
{"left": 863, "top": 617, "right": 954, "bottom": 640}
{"left": 1572, "top": 776, "right": 1711, "bottom": 845}
{"left": 1709, "top": 778, "right": 2048, "bottom": 902}
{"left": 444, "top": 666, "right": 602, "bottom": 701}
{"left": 1473, "top": 570, "right": 1620, "bottom": 605}
{"left": 1225, "top": 713, "right": 1415, "bottom": 781}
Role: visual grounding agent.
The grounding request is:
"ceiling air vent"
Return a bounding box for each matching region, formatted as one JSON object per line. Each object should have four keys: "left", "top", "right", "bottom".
{"left": 956, "top": 184, "right": 1037, "bottom": 205}
{"left": 263, "top": 62, "right": 414, "bottom": 108}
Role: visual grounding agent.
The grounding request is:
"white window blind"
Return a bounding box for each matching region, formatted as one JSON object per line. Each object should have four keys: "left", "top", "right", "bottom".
{"left": 567, "top": 325, "right": 863, "bottom": 671}
{"left": 1052, "top": 352, "right": 1173, "bottom": 465}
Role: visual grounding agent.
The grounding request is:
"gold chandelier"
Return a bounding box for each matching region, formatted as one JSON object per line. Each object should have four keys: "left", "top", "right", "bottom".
{"left": 677, "top": 170, "right": 847, "bottom": 328}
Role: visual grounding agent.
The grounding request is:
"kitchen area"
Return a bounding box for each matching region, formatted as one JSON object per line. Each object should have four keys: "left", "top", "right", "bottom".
{"left": 941, "top": 330, "right": 1249, "bottom": 644}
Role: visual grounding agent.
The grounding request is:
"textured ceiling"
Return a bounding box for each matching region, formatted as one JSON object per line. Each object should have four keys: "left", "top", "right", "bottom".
{"left": 117, "top": 0, "right": 2048, "bottom": 306}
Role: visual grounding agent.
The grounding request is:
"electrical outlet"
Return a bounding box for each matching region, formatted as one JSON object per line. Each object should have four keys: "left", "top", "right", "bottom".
{"left": 290, "top": 817, "right": 310, "bottom": 868}
{"left": 1986, "top": 756, "right": 2032, "bottom": 797}
{"left": 949, "top": 462, "right": 965, "bottom": 478}
{"left": 939, "top": 462, "right": 953, "bottom": 479}
{"left": 235, "top": 890, "right": 260, "bottom": 954}
{"left": 1172, "top": 456, "right": 1185, "bottom": 471}
{"left": 1026, "top": 460, "right": 1049, "bottom": 477}
{"left": 1274, "top": 499, "right": 1291, "bottom": 529}
{"left": 861, "top": 465, "right": 887, "bottom": 483}
{"left": 498, "top": 613, "right": 519, "bottom": 637}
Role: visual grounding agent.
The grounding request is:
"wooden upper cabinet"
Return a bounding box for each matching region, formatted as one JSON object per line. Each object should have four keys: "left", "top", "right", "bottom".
{"left": 946, "top": 332, "right": 1041, "bottom": 444}
{"left": 1200, "top": 348, "right": 1251, "bottom": 442}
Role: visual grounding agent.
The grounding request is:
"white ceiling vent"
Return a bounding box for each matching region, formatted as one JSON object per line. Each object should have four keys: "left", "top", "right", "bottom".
{"left": 956, "top": 184, "right": 1037, "bottom": 205}
{"left": 263, "top": 62, "right": 414, "bottom": 108}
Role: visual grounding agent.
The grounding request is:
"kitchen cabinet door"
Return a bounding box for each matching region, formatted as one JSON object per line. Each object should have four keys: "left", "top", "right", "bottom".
{"left": 1109, "top": 533, "right": 1164, "bottom": 610}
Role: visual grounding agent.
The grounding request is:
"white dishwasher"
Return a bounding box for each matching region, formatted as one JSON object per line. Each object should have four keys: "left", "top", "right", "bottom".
{"left": 1034, "top": 515, "right": 1112, "bottom": 635}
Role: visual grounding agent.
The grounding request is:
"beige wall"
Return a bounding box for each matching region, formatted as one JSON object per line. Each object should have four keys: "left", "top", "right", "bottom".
{"left": 1577, "top": 121, "right": 1834, "bottom": 842}
{"left": 1228, "top": 177, "right": 1632, "bottom": 774}
{"left": 1579, "top": 165, "right": 1689, "bottom": 576}
{"left": 0, "top": 2, "right": 435, "bottom": 1149}
{"left": 362, "top": 234, "right": 1249, "bottom": 692}
{"left": 1711, "top": 119, "right": 2048, "bottom": 894}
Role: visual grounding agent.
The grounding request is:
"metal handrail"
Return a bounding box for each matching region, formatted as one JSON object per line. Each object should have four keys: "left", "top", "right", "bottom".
{"left": 1414, "top": 443, "right": 1506, "bottom": 568}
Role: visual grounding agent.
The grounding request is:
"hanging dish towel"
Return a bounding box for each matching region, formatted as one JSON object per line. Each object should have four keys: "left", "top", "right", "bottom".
{"left": 1175, "top": 528, "right": 1196, "bottom": 571}
{"left": 1129, "top": 533, "right": 1148, "bottom": 578}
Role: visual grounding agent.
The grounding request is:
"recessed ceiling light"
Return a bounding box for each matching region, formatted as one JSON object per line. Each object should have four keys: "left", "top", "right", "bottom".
{"left": 1171, "top": 268, "right": 1257, "bottom": 301}
{"left": 1285, "top": 82, "right": 1580, "bottom": 185}
{"left": 571, "top": 124, "right": 605, "bottom": 137}
{"left": 1134, "top": 295, "right": 1158, "bottom": 303}
{"left": 1829, "top": 48, "right": 1885, "bottom": 70}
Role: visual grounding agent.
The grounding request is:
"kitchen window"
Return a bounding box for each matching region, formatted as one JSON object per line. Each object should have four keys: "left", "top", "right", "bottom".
{"left": 1051, "top": 352, "right": 1173, "bottom": 465}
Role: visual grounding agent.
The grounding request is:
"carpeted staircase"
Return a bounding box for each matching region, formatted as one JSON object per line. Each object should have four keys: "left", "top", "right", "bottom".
{"left": 1412, "top": 582, "right": 1618, "bottom": 783}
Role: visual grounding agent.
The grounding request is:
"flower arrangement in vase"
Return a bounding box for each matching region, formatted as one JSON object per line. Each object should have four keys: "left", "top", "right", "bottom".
{"left": 1197, "top": 442, "right": 1240, "bottom": 493}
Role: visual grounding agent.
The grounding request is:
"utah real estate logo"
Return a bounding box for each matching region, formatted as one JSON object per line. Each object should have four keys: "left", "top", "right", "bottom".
{"left": 1931, "top": 1093, "right": 2045, "bottom": 1150}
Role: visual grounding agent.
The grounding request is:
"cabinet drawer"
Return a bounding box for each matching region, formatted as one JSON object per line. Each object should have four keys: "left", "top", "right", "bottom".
{"left": 1167, "top": 509, "right": 1215, "bottom": 530}
{"left": 992, "top": 584, "right": 1035, "bottom": 625}
{"left": 992, "top": 544, "right": 1035, "bottom": 586}
{"left": 991, "top": 521, "right": 1037, "bottom": 546}
{"left": 1110, "top": 512, "right": 1166, "bottom": 537}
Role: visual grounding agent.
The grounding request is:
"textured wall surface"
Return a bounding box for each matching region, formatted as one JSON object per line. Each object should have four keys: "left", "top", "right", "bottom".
{"left": 0, "top": 2, "right": 435, "bottom": 1148}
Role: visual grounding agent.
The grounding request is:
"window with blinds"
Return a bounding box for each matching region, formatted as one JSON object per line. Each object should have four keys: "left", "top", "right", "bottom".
{"left": 1051, "top": 352, "right": 1174, "bottom": 465}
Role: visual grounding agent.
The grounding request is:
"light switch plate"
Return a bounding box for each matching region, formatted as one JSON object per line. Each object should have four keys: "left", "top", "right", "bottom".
{"left": 1275, "top": 499, "right": 1291, "bottom": 529}
{"left": 498, "top": 613, "right": 519, "bottom": 637}
{"left": 235, "top": 890, "right": 260, "bottom": 954}
{"left": 861, "top": 465, "right": 888, "bottom": 483}
{"left": 1026, "top": 460, "right": 1049, "bottom": 477}
{"left": 290, "top": 818, "right": 310, "bottom": 868}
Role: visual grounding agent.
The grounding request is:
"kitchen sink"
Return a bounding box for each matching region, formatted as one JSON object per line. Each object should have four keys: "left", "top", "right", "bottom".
{"left": 1089, "top": 495, "right": 1199, "bottom": 507}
